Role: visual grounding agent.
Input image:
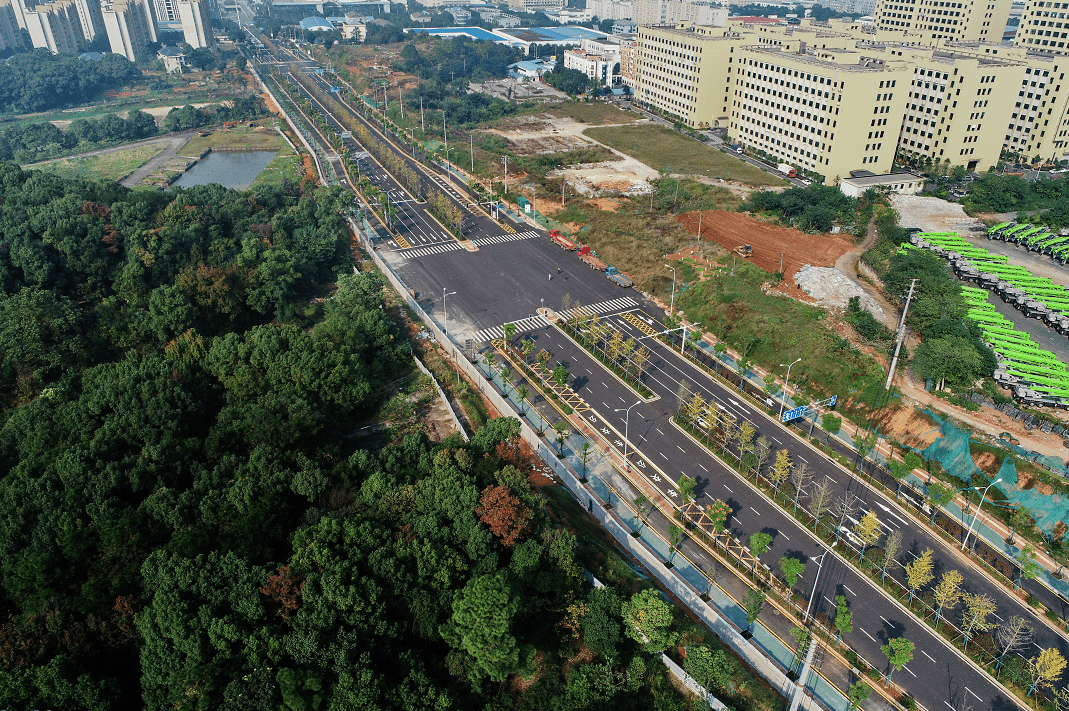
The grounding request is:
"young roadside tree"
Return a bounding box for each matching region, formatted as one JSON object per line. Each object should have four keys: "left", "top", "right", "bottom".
{"left": 1028, "top": 648, "right": 1067, "bottom": 697}
{"left": 749, "top": 532, "right": 773, "bottom": 573}
{"left": 743, "top": 589, "right": 766, "bottom": 634}
{"left": 995, "top": 616, "right": 1033, "bottom": 673}
{"left": 932, "top": 569, "right": 963, "bottom": 629}
{"left": 553, "top": 421, "right": 570, "bottom": 455}
{"left": 678, "top": 474, "right": 697, "bottom": 505}
{"left": 578, "top": 441, "right": 591, "bottom": 480}
{"left": 832, "top": 493, "right": 862, "bottom": 544}
{"left": 927, "top": 482, "right": 955, "bottom": 524}
{"left": 848, "top": 680, "right": 872, "bottom": 710}
{"left": 834, "top": 595, "right": 853, "bottom": 645}
{"left": 735, "top": 421, "right": 756, "bottom": 461}
{"left": 633, "top": 496, "right": 652, "bottom": 535}
{"left": 779, "top": 556, "right": 807, "bottom": 588}
{"left": 880, "top": 529, "right": 903, "bottom": 583}
{"left": 502, "top": 322, "right": 516, "bottom": 345}
{"left": 669, "top": 524, "right": 684, "bottom": 564}
{"left": 807, "top": 477, "right": 837, "bottom": 532}
{"left": 880, "top": 637, "right": 914, "bottom": 686}
{"left": 521, "top": 338, "right": 535, "bottom": 365}
{"left": 789, "top": 626, "right": 811, "bottom": 674}
{"left": 501, "top": 367, "right": 513, "bottom": 396}
{"left": 536, "top": 349, "right": 551, "bottom": 373}
{"left": 706, "top": 499, "right": 731, "bottom": 533}
{"left": 791, "top": 461, "right": 813, "bottom": 513}
{"left": 552, "top": 365, "right": 570, "bottom": 390}
{"left": 905, "top": 548, "right": 934, "bottom": 603}
{"left": 1008, "top": 506, "right": 1036, "bottom": 545}
{"left": 518, "top": 385, "right": 529, "bottom": 414}
{"left": 961, "top": 593, "right": 998, "bottom": 649}
{"left": 752, "top": 436, "right": 773, "bottom": 477}
{"left": 853, "top": 511, "right": 882, "bottom": 562}
{"left": 770, "top": 449, "right": 792, "bottom": 495}
{"left": 1016, "top": 546, "right": 1043, "bottom": 591}
{"left": 682, "top": 392, "right": 707, "bottom": 427}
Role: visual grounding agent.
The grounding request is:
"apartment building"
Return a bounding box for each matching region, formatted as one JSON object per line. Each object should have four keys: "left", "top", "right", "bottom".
{"left": 24, "top": 0, "right": 83, "bottom": 53}
{"left": 1013, "top": 0, "right": 1069, "bottom": 51}
{"left": 565, "top": 48, "right": 613, "bottom": 83}
{"left": 632, "top": 0, "right": 726, "bottom": 27}
{"left": 506, "top": 0, "right": 564, "bottom": 12}
{"left": 587, "top": 0, "right": 633, "bottom": 20}
{"left": 176, "top": 0, "right": 211, "bottom": 48}
{"left": 0, "top": 0, "right": 23, "bottom": 48}
{"left": 871, "top": 0, "right": 1012, "bottom": 42}
{"left": 731, "top": 42, "right": 912, "bottom": 178}
{"left": 635, "top": 23, "right": 741, "bottom": 128}
{"left": 102, "top": 0, "right": 157, "bottom": 59}
{"left": 619, "top": 35, "right": 639, "bottom": 85}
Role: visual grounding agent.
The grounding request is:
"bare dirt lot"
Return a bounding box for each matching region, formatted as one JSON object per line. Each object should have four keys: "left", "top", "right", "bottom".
{"left": 676, "top": 210, "right": 856, "bottom": 300}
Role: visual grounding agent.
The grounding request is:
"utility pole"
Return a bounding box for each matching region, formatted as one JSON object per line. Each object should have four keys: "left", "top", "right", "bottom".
{"left": 442, "top": 110, "right": 448, "bottom": 169}
{"left": 501, "top": 155, "right": 509, "bottom": 192}
{"left": 561, "top": 177, "right": 566, "bottom": 206}
{"left": 779, "top": 251, "right": 784, "bottom": 275}
{"left": 885, "top": 278, "right": 918, "bottom": 390}
{"left": 470, "top": 135, "right": 474, "bottom": 172}
{"left": 398, "top": 87, "right": 403, "bottom": 116}
{"left": 420, "top": 96, "right": 424, "bottom": 133}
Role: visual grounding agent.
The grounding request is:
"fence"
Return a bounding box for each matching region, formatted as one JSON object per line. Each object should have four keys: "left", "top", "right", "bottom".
{"left": 411, "top": 355, "right": 468, "bottom": 442}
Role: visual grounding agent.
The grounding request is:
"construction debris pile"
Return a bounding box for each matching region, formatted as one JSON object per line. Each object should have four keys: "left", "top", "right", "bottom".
{"left": 793, "top": 265, "right": 884, "bottom": 316}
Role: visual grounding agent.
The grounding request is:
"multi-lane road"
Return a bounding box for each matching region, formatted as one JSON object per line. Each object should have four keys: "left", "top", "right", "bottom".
{"left": 256, "top": 44, "right": 1064, "bottom": 711}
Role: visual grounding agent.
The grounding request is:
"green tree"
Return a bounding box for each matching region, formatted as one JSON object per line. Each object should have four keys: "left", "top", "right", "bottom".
{"left": 552, "top": 365, "right": 570, "bottom": 389}
{"left": 502, "top": 321, "right": 516, "bottom": 344}
{"left": 961, "top": 593, "right": 997, "bottom": 649}
{"left": 622, "top": 588, "right": 678, "bottom": 653}
{"left": 1028, "top": 648, "right": 1067, "bottom": 696}
{"left": 927, "top": 482, "right": 955, "bottom": 524}
{"left": 848, "top": 680, "right": 872, "bottom": 710}
{"left": 779, "top": 556, "right": 806, "bottom": 588}
{"left": 743, "top": 589, "right": 766, "bottom": 633}
{"left": 834, "top": 595, "right": 853, "bottom": 645}
{"left": 880, "top": 637, "right": 914, "bottom": 685}
{"left": 932, "top": 570, "right": 963, "bottom": 629}
{"left": 553, "top": 420, "right": 570, "bottom": 455}
{"left": 440, "top": 572, "right": 520, "bottom": 682}
{"left": 678, "top": 474, "right": 697, "bottom": 505}
{"left": 749, "top": 532, "right": 773, "bottom": 573}
{"left": 853, "top": 511, "right": 882, "bottom": 562}
{"left": 905, "top": 548, "right": 934, "bottom": 602}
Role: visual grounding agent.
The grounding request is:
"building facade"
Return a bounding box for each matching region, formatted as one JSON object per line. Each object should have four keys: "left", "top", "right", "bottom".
{"left": 24, "top": 0, "right": 83, "bottom": 53}
{"left": 176, "top": 0, "right": 211, "bottom": 48}
{"left": 0, "top": 0, "right": 24, "bottom": 49}
{"left": 633, "top": 0, "right": 726, "bottom": 27}
{"left": 102, "top": 0, "right": 157, "bottom": 60}
{"left": 564, "top": 48, "right": 612, "bottom": 83}
{"left": 871, "top": 0, "right": 1013, "bottom": 42}
{"left": 587, "top": 0, "right": 633, "bottom": 20}
{"left": 1014, "top": 0, "right": 1069, "bottom": 51}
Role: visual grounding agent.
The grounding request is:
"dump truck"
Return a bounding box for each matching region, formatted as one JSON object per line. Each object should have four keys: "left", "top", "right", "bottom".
{"left": 778, "top": 163, "right": 797, "bottom": 178}
{"left": 578, "top": 246, "right": 607, "bottom": 271}
{"left": 549, "top": 229, "right": 576, "bottom": 251}
{"left": 606, "top": 266, "right": 633, "bottom": 287}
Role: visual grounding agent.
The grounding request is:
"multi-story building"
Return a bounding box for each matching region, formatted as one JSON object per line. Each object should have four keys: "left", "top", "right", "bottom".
{"left": 24, "top": 0, "right": 83, "bottom": 53}
{"left": 70, "top": 0, "right": 103, "bottom": 40}
{"left": 150, "top": 0, "right": 173, "bottom": 22}
{"left": 0, "top": 0, "right": 24, "bottom": 49}
{"left": 1013, "top": 0, "right": 1069, "bottom": 52}
{"left": 565, "top": 47, "right": 613, "bottom": 83}
{"left": 635, "top": 23, "right": 741, "bottom": 128}
{"left": 732, "top": 40, "right": 913, "bottom": 178}
{"left": 871, "top": 0, "right": 1012, "bottom": 42}
{"left": 587, "top": 0, "right": 633, "bottom": 21}
{"left": 828, "top": 0, "right": 879, "bottom": 16}
{"left": 506, "top": 0, "right": 564, "bottom": 12}
{"left": 176, "top": 0, "right": 211, "bottom": 48}
{"left": 102, "top": 0, "right": 157, "bottom": 59}
{"left": 633, "top": 0, "right": 726, "bottom": 27}
{"left": 618, "top": 35, "right": 639, "bottom": 85}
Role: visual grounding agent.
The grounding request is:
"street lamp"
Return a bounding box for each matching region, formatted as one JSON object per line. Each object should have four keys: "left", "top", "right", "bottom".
{"left": 443, "top": 288, "right": 456, "bottom": 336}
{"left": 962, "top": 478, "right": 1003, "bottom": 551}
{"left": 803, "top": 550, "right": 829, "bottom": 624}
{"left": 778, "top": 357, "right": 802, "bottom": 419}
{"left": 665, "top": 264, "right": 676, "bottom": 316}
{"left": 614, "top": 401, "right": 642, "bottom": 471}
{"left": 680, "top": 321, "right": 701, "bottom": 355}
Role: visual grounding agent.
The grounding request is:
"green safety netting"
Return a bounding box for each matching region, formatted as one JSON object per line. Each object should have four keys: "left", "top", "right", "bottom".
{"left": 913, "top": 409, "right": 1069, "bottom": 537}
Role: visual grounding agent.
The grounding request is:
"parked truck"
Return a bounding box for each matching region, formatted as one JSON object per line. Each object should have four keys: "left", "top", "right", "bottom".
{"left": 605, "top": 266, "right": 633, "bottom": 287}
{"left": 778, "top": 163, "right": 798, "bottom": 178}
{"left": 549, "top": 229, "right": 577, "bottom": 251}
{"left": 578, "top": 246, "right": 607, "bottom": 271}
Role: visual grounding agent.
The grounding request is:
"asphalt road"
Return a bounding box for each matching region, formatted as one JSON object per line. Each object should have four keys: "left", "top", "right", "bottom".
{"left": 261, "top": 49, "right": 1061, "bottom": 709}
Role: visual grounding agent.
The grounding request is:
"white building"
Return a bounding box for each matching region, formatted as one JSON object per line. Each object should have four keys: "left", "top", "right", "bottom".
{"left": 586, "top": 0, "right": 633, "bottom": 21}
{"left": 157, "top": 43, "right": 185, "bottom": 71}
{"left": 839, "top": 171, "right": 926, "bottom": 197}
{"left": 632, "top": 0, "right": 727, "bottom": 27}
{"left": 102, "top": 0, "right": 157, "bottom": 59}
{"left": 0, "top": 0, "right": 24, "bottom": 48}
{"left": 24, "top": 0, "right": 83, "bottom": 53}
{"left": 552, "top": 7, "right": 594, "bottom": 22}
{"left": 564, "top": 47, "right": 612, "bottom": 84}
{"left": 176, "top": 0, "right": 211, "bottom": 48}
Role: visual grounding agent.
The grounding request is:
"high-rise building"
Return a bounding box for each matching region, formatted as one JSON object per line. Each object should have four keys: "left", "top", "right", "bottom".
{"left": 102, "top": 0, "right": 156, "bottom": 59}
{"left": 70, "top": 0, "right": 103, "bottom": 40}
{"left": 871, "top": 0, "right": 1012, "bottom": 42}
{"left": 586, "top": 0, "right": 634, "bottom": 21}
{"left": 1013, "top": 0, "right": 1069, "bottom": 52}
{"left": 24, "top": 0, "right": 83, "bottom": 53}
{"left": 0, "top": 0, "right": 24, "bottom": 49}
{"left": 176, "top": 0, "right": 211, "bottom": 47}
{"left": 633, "top": 0, "right": 726, "bottom": 27}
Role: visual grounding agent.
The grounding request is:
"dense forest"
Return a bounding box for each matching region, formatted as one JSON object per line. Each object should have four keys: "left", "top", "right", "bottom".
{"left": 963, "top": 172, "right": 1069, "bottom": 227}
{"left": 0, "top": 166, "right": 702, "bottom": 709}
{"left": 0, "top": 50, "right": 142, "bottom": 114}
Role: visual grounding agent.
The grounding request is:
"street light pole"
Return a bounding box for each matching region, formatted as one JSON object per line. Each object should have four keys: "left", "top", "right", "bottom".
{"left": 778, "top": 357, "right": 802, "bottom": 419}
{"left": 501, "top": 155, "right": 509, "bottom": 192}
{"left": 665, "top": 264, "right": 676, "bottom": 316}
{"left": 615, "top": 401, "right": 642, "bottom": 470}
{"left": 680, "top": 321, "right": 701, "bottom": 355}
{"left": 962, "top": 478, "right": 1003, "bottom": 551}
{"left": 443, "top": 288, "right": 457, "bottom": 336}
{"left": 803, "top": 550, "right": 829, "bottom": 624}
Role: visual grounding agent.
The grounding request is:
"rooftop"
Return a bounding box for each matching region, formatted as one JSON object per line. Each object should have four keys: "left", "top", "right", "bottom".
{"left": 842, "top": 171, "right": 925, "bottom": 186}
{"left": 299, "top": 16, "right": 334, "bottom": 30}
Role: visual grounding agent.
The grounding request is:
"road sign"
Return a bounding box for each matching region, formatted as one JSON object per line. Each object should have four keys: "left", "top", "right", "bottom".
{"left": 781, "top": 406, "right": 806, "bottom": 423}
{"left": 330, "top": 86, "right": 340, "bottom": 92}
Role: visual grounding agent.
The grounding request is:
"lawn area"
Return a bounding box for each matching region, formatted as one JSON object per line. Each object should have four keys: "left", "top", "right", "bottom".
{"left": 181, "top": 125, "right": 287, "bottom": 154}
{"left": 250, "top": 143, "right": 301, "bottom": 188}
{"left": 544, "top": 101, "right": 639, "bottom": 126}
{"left": 584, "top": 124, "right": 786, "bottom": 188}
{"left": 674, "top": 256, "right": 885, "bottom": 404}
{"left": 33, "top": 143, "right": 166, "bottom": 182}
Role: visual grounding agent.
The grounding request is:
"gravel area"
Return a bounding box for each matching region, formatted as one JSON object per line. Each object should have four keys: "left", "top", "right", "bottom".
{"left": 794, "top": 265, "right": 884, "bottom": 316}
{"left": 890, "top": 194, "right": 982, "bottom": 233}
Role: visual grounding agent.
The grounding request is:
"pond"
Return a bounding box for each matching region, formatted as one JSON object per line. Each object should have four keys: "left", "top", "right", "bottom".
{"left": 171, "top": 150, "right": 279, "bottom": 190}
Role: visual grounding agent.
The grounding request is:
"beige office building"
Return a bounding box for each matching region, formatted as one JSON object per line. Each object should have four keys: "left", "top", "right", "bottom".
{"left": 0, "top": 0, "right": 24, "bottom": 49}
{"left": 1014, "top": 0, "right": 1069, "bottom": 51}
{"left": 633, "top": 0, "right": 726, "bottom": 27}
{"left": 871, "top": 0, "right": 1013, "bottom": 42}
{"left": 176, "top": 0, "right": 210, "bottom": 48}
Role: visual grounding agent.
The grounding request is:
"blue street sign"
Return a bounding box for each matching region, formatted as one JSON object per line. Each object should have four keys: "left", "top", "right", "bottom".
{"left": 781, "top": 406, "right": 806, "bottom": 423}
{"left": 829, "top": 395, "right": 837, "bottom": 407}
{"left": 330, "top": 86, "right": 340, "bottom": 92}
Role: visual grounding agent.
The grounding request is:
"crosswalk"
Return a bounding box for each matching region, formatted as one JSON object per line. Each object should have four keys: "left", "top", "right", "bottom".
{"left": 472, "top": 231, "right": 539, "bottom": 246}
{"left": 471, "top": 296, "right": 639, "bottom": 342}
{"left": 399, "top": 241, "right": 462, "bottom": 258}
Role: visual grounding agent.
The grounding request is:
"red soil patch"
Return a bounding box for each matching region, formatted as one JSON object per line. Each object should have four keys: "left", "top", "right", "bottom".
{"left": 676, "top": 210, "right": 856, "bottom": 298}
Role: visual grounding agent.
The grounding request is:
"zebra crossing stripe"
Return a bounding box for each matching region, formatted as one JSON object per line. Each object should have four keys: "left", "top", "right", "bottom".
{"left": 474, "top": 314, "right": 551, "bottom": 342}
{"left": 472, "top": 231, "right": 539, "bottom": 246}
{"left": 401, "top": 242, "right": 463, "bottom": 258}
{"left": 568, "top": 296, "right": 639, "bottom": 316}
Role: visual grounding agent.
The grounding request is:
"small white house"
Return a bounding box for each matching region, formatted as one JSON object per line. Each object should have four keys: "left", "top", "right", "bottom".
{"left": 839, "top": 171, "right": 926, "bottom": 198}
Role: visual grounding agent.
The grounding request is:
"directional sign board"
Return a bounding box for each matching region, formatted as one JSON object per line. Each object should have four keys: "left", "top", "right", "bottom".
{"left": 781, "top": 406, "right": 807, "bottom": 423}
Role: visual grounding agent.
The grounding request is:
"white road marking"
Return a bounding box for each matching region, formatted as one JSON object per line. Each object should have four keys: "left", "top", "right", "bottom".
{"left": 798, "top": 455, "right": 808, "bottom": 463}
{"left": 750, "top": 507, "right": 761, "bottom": 516}
{"left": 844, "top": 585, "right": 856, "bottom": 595}
{"left": 779, "top": 532, "right": 790, "bottom": 540}
{"left": 724, "top": 484, "right": 733, "bottom": 492}
{"left": 966, "top": 688, "right": 982, "bottom": 702}
{"left": 677, "top": 445, "right": 686, "bottom": 453}
{"left": 875, "top": 501, "right": 910, "bottom": 528}
{"left": 862, "top": 629, "right": 878, "bottom": 643}
{"left": 657, "top": 428, "right": 665, "bottom": 435}
{"left": 698, "top": 464, "right": 709, "bottom": 472}
{"left": 660, "top": 453, "right": 668, "bottom": 460}
{"left": 879, "top": 615, "right": 890, "bottom": 625}
{"left": 904, "top": 666, "right": 916, "bottom": 677}
{"left": 922, "top": 651, "right": 937, "bottom": 664}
